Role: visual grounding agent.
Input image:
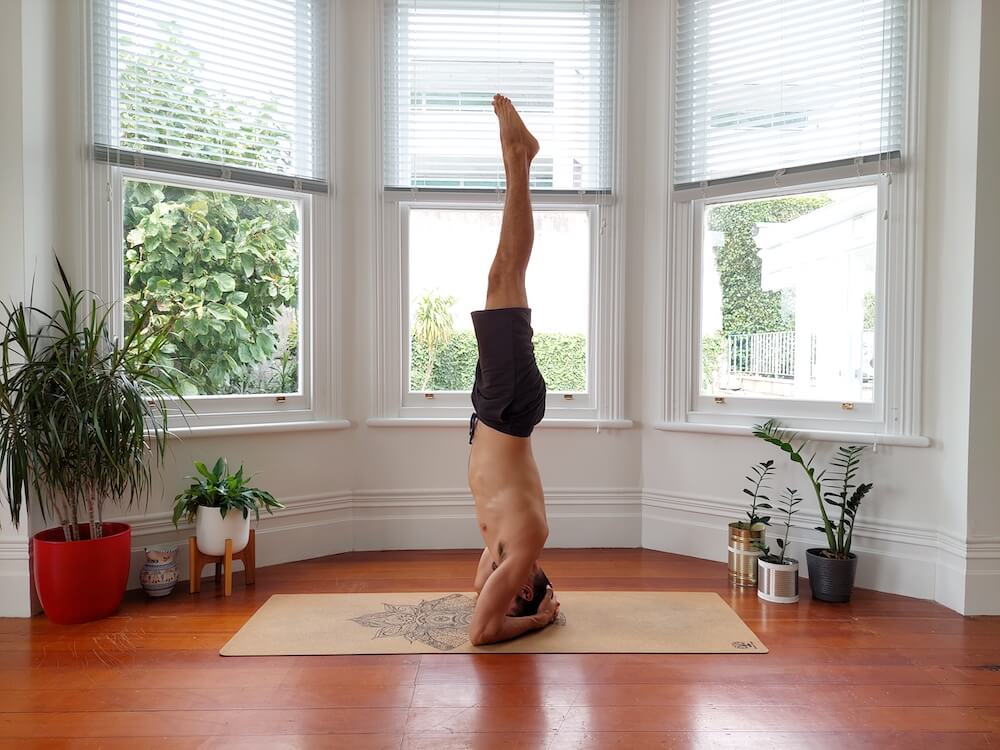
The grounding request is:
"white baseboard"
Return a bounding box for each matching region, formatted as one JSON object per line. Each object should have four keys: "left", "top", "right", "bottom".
{"left": 6, "top": 486, "right": 996, "bottom": 616}
{"left": 0, "top": 540, "right": 34, "bottom": 617}
{"left": 126, "top": 492, "right": 353, "bottom": 589}
{"left": 935, "top": 532, "right": 969, "bottom": 614}
{"left": 642, "top": 490, "right": 942, "bottom": 603}
{"left": 122, "top": 488, "right": 640, "bottom": 591}
{"left": 964, "top": 537, "right": 1000, "bottom": 615}
{"left": 351, "top": 488, "right": 642, "bottom": 552}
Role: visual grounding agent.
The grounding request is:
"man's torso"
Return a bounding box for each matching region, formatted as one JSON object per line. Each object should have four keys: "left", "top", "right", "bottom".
{"left": 468, "top": 421, "right": 548, "bottom": 559}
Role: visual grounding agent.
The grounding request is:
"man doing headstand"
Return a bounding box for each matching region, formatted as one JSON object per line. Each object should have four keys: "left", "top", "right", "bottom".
{"left": 467, "top": 95, "right": 560, "bottom": 646}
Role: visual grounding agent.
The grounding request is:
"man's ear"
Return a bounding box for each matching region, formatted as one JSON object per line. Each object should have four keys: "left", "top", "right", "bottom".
{"left": 519, "top": 583, "right": 534, "bottom": 601}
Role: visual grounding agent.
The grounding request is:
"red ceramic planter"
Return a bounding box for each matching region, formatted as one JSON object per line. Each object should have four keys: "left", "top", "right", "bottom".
{"left": 32, "top": 522, "right": 131, "bottom": 624}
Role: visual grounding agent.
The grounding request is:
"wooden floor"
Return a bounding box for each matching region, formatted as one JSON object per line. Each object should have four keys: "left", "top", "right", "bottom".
{"left": 1, "top": 548, "right": 999, "bottom": 749}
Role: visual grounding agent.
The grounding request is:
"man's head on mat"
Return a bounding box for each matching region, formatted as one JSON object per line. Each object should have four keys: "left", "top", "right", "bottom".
{"left": 492, "top": 561, "right": 551, "bottom": 617}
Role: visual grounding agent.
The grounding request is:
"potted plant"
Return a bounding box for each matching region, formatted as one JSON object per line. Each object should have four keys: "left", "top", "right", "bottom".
{"left": 0, "top": 264, "right": 181, "bottom": 624}
{"left": 754, "top": 488, "right": 802, "bottom": 603}
{"left": 172, "top": 458, "right": 283, "bottom": 556}
{"left": 728, "top": 459, "right": 774, "bottom": 587}
{"left": 753, "top": 419, "right": 874, "bottom": 602}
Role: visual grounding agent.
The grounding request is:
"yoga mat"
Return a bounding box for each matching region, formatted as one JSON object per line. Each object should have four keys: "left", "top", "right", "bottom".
{"left": 220, "top": 591, "right": 767, "bottom": 655}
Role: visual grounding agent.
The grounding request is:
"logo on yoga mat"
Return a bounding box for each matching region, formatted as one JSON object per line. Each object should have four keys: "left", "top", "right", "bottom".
{"left": 350, "top": 592, "right": 567, "bottom": 651}
{"left": 351, "top": 593, "right": 478, "bottom": 651}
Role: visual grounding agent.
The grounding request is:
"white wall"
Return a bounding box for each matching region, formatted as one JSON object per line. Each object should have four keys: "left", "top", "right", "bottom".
{"left": 966, "top": 0, "right": 1000, "bottom": 614}
{"left": 0, "top": 0, "right": 67, "bottom": 616}
{"left": 0, "top": 0, "right": 31, "bottom": 618}
{"left": 0, "top": 0, "right": 996, "bottom": 616}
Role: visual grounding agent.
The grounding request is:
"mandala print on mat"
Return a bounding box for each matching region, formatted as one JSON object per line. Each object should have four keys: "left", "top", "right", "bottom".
{"left": 350, "top": 593, "right": 476, "bottom": 651}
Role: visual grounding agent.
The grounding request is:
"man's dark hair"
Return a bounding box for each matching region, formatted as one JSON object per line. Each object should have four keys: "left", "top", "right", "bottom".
{"left": 509, "top": 567, "right": 551, "bottom": 617}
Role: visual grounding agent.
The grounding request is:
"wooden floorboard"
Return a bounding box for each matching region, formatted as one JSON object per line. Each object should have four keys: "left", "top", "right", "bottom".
{"left": 1, "top": 548, "right": 997, "bottom": 749}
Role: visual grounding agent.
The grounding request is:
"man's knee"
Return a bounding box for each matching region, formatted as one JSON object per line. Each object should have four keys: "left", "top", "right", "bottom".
{"left": 487, "top": 263, "right": 524, "bottom": 295}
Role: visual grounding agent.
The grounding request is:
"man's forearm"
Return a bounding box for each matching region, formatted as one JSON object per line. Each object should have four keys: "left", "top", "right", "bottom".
{"left": 470, "top": 613, "right": 545, "bottom": 646}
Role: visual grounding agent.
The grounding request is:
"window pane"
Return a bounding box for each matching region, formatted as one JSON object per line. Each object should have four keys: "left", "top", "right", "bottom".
{"left": 673, "top": 0, "right": 907, "bottom": 185}
{"left": 700, "top": 185, "right": 877, "bottom": 403}
{"left": 408, "top": 209, "right": 589, "bottom": 393}
{"left": 383, "top": 0, "right": 618, "bottom": 191}
{"left": 123, "top": 179, "right": 301, "bottom": 397}
{"left": 94, "top": 0, "right": 327, "bottom": 180}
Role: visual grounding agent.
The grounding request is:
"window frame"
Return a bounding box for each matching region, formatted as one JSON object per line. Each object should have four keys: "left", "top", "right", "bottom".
{"left": 371, "top": 0, "right": 628, "bottom": 426}
{"left": 86, "top": 0, "right": 342, "bottom": 433}
{"left": 392, "top": 194, "right": 601, "bottom": 419}
{"left": 660, "top": 0, "right": 927, "bottom": 444}
{"left": 89, "top": 164, "right": 338, "bottom": 430}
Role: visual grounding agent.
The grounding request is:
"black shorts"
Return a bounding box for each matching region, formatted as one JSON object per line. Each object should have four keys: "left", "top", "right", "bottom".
{"left": 469, "top": 307, "right": 546, "bottom": 442}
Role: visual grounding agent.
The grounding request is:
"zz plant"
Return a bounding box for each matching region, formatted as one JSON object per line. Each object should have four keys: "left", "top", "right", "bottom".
{"left": 738, "top": 459, "right": 775, "bottom": 530}
{"left": 0, "top": 262, "right": 181, "bottom": 540}
{"left": 753, "top": 419, "right": 874, "bottom": 559}
{"left": 754, "top": 488, "right": 801, "bottom": 565}
{"left": 172, "top": 458, "right": 284, "bottom": 526}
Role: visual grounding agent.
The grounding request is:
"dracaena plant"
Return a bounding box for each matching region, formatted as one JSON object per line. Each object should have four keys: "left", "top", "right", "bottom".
{"left": 754, "top": 488, "right": 801, "bottom": 565}
{"left": 0, "top": 261, "right": 183, "bottom": 541}
{"left": 753, "top": 419, "right": 874, "bottom": 559}
{"left": 172, "top": 458, "right": 284, "bottom": 526}
{"left": 738, "top": 459, "right": 775, "bottom": 530}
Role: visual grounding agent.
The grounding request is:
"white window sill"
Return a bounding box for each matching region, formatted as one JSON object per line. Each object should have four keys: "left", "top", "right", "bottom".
{"left": 366, "top": 417, "right": 633, "bottom": 429}
{"left": 160, "top": 419, "right": 353, "bottom": 439}
{"left": 654, "top": 421, "right": 930, "bottom": 448}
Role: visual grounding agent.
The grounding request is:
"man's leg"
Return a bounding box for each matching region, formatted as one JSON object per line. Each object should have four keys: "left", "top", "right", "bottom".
{"left": 486, "top": 95, "right": 539, "bottom": 310}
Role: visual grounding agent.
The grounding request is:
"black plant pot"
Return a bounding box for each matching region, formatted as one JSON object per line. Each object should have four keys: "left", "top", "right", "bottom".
{"left": 805, "top": 548, "right": 858, "bottom": 602}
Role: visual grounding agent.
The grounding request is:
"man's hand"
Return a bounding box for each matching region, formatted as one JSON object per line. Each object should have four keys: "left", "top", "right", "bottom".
{"left": 533, "top": 587, "right": 560, "bottom": 626}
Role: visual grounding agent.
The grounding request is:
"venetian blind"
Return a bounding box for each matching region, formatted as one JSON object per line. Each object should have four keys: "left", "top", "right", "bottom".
{"left": 92, "top": 0, "right": 328, "bottom": 192}
{"left": 383, "top": 0, "right": 618, "bottom": 192}
{"left": 674, "top": 0, "right": 907, "bottom": 189}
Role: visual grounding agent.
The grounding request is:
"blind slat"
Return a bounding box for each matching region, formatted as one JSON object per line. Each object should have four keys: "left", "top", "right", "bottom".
{"left": 93, "top": 0, "right": 328, "bottom": 184}
{"left": 673, "top": 0, "right": 907, "bottom": 187}
{"left": 383, "top": 0, "right": 618, "bottom": 192}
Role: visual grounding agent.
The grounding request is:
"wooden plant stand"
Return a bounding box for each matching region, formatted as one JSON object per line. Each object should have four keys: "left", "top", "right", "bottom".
{"left": 188, "top": 529, "right": 255, "bottom": 597}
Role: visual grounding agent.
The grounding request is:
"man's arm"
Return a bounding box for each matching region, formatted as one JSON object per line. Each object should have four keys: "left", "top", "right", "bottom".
{"left": 473, "top": 547, "right": 493, "bottom": 594}
{"left": 468, "top": 556, "right": 556, "bottom": 646}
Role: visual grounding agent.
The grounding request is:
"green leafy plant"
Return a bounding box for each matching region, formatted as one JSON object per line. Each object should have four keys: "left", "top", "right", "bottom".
{"left": 412, "top": 291, "right": 456, "bottom": 390}
{"left": 754, "top": 488, "right": 801, "bottom": 565}
{"left": 0, "top": 261, "right": 183, "bottom": 540}
{"left": 753, "top": 419, "right": 874, "bottom": 558}
{"left": 738, "top": 459, "right": 775, "bottom": 529}
{"left": 707, "top": 196, "right": 830, "bottom": 336}
{"left": 172, "top": 458, "right": 284, "bottom": 526}
{"left": 124, "top": 181, "right": 299, "bottom": 396}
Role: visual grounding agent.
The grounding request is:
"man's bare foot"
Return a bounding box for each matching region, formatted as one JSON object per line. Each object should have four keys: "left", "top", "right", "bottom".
{"left": 493, "top": 94, "right": 539, "bottom": 168}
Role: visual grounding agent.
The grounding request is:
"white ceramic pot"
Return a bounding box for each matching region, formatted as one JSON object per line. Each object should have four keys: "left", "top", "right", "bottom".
{"left": 140, "top": 544, "right": 179, "bottom": 597}
{"left": 757, "top": 557, "right": 800, "bottom": 603}
{"left": 195, "top": 506, "right": 250, "bottom": 556}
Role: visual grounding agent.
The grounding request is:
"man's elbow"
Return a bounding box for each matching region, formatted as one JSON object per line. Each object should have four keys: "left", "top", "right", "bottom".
{"left": 469, "top": 624, "right": 497, "bottom": 646}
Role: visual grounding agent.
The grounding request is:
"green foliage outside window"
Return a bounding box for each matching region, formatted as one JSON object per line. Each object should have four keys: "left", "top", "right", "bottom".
{"left": 118, "top": 28, "right": 300, "bottom": 396}
{"left": 863, "top": 290, "right": 876, "bottom": 330}
{"left": 708, "top": 196, "right": 831, "bottom": 336}
{"left": 410, "top": 331, "right": 587, "bottom": 393}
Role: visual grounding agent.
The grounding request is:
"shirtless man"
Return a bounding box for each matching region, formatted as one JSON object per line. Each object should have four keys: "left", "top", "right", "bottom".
{"left": 467, "top": 95, "right": 560, "bottom": 647}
